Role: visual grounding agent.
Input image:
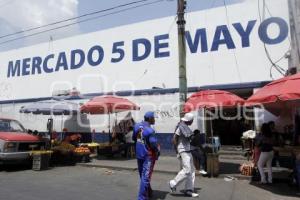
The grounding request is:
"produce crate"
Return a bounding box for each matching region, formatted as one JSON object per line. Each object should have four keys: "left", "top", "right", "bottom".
{"left": 32, "top": 153, "right": 51, "bottom": 171}
{"left": 206, "top": 153, "right": 219, "bottom": 177}
{"left": 240, "top": 162, "right": 254, "bottom": 176}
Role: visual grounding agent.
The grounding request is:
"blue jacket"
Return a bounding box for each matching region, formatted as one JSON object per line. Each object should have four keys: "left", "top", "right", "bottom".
{"left": 132, "top": 121, "right": 150, "bottom": 142}
{"left": 133, "top": 121, "right": 159, "bottom": 160}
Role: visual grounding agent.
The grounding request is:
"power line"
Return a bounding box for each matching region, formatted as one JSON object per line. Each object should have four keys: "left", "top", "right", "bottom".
{"left": 167, "top": 15, "right": 178, "bottom": 34}
{"left": 0, "top": 0, "right": 158, "bottom": 40}
{"left": 257, "top": 0, "right": 287, "bottom": 77}
{"left": 223, "top": 0, "right": 242, "bottom": 82}
{"left": 261, "top": 0, "right": 292, "bottom": 76}
{"left": 269, "top": 49, "right": 290, "bottom": 79}
{"left": 263, "top": 0, "right": 292, "bottom": 45}
{"left": 134, "top": 15, "right": 177, "bottom": 85}
{"left": 0, "top": 0, "right": 164, "bottom": 46}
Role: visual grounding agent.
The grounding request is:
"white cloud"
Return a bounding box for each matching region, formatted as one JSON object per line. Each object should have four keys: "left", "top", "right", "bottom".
{"left": 0, "top": 0, "right": 80, "bottom": 51}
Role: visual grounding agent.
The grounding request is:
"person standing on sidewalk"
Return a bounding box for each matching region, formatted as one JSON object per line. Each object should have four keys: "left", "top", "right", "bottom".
{"left": 133, "top": 111, "right": 160, "bottom": 200}
{"left": 257, "top": 123, "right": 274, "bottom": 184}
{"left": 190, "top": 129, "right": 207, "bottom": 175}
{"left": 169, "top": 112, "right": 199, "bottom": 198}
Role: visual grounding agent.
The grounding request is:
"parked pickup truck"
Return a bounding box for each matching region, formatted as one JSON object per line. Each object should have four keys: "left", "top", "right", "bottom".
{"left": 0, "top": 118, "right": 47, "bottom": 164}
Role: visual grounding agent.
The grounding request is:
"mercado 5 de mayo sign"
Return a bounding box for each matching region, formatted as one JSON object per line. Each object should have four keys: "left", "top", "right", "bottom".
{"left": 6, "top": 17, "right": 289, "bottom": 78}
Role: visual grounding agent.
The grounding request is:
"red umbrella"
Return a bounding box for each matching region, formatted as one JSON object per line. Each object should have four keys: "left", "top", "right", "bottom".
{"left": 80, "top": 96, "right": 139, "bottom": 141}
{"left": 80, "top": 95, "right": 140, "bottom": 114}
{"left": 183, "top": 90, "right": 245, "bottom": 113}
{"left": 183, "top": 90, "right": 244, "bottom": 153}
{"left": 245, "top": 73, "right": 300, "bottom": 115}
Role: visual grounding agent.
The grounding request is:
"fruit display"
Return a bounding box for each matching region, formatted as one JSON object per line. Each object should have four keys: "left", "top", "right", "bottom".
{"left": 98, "top": 142, "right": 111, "bottom": 148}
{"left": 87, "top": 142, "right": 100, "bottom": 148}
{"left": 74, "top": 147, "right": 91, "bottom": 163}
{"left": 51, "top": 142, "right": 76, "bottom": 155}
{"left": 79, "top": 143, "right": 99, "bottom": 155}
{"left": 74, "top": 147, "right": 90, "bottom": 155}
{"left": 30, "top": 150, "right": 53, "bottom": 156}
{"left": 79, "top": 142, "right": 100, "bottom": 148}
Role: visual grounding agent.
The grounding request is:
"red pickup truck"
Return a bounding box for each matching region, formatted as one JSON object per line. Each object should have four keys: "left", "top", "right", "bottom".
{"left": 0, "top": 118, "right": 47, "bottom": 164}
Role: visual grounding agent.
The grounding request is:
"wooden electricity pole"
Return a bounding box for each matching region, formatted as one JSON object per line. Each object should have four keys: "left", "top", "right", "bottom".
{"left": 288, "top": 0, "right": 300, "bottom": 73}
{"left": 177, "top": 0, "right": 187, "bottom": 117}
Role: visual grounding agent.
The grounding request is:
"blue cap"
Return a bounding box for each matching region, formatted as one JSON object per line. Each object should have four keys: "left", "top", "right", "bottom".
{"left": 144, "top": 111, "right": 155, "bottom": 118}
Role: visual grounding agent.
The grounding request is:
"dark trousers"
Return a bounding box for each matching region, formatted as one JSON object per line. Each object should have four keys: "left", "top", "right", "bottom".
{"left": 137, "top": 158, "right": 156, "bottom": 200}
{"left": 296, "top": 160, "right": 300, "bottom": 190}
{"left": 191, "top": 149, "right": 206, "bottom": 170}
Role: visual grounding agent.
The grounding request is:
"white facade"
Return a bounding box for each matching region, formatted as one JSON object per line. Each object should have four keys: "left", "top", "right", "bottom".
{"left": 0, "top": 0, "right": 291, "bottom": 133}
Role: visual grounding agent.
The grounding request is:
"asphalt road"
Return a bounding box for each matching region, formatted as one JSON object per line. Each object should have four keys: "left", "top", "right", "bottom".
{"left": 0, "top": 165, "right": 299, "bottom": 200}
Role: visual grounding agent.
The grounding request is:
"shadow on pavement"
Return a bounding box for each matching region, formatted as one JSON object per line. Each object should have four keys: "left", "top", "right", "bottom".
{"left": 219, "top": 162, "right": 240, "bottom": 174}
{"left": 152, "top": 190, "right": 169, "bottom": 200}
{"left": 249, "top": 169, "right": 300, "bottom": 197}
{"left": 0, "top": 163, "right": 32, "bottom": 172}
{"left": 96, "top": 154, "right": 135, "bottom": 161}
{"left": 250, "top": 181, "right": 300, "bottom": 197}
{"left": 169, "top": 188, "right": 202, "bottom": 198}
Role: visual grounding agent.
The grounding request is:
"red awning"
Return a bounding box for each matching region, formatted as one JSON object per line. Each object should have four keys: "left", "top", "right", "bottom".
{"left": 245, "top": 73, "right": 300, "bottom": 115}
{"left": 80, "top": 95, "right": 140, "bottom": 114}
{"left": 183, "top": 90, "right": 244, "bottom": 113}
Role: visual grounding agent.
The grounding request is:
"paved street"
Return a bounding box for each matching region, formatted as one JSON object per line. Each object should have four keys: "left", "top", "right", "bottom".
{"left": 0, "top": 165, "right": 299, "bottom": 200}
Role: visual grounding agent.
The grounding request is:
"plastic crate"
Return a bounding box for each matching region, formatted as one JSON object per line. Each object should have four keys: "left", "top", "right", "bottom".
{"left": 206, "top": 153, "right": 219, "bottom": 177}
{"left": 32, "top": 153, "right": 50, "bottom": 171}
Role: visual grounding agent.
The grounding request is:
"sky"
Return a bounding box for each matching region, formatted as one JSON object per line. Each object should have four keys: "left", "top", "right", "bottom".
{"left": 0, "top": 0, "right": 244, "bottom": 52}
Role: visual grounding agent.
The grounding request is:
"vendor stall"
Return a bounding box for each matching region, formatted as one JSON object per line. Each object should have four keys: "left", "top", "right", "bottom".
{"left": 80, "top": 95, "right": 139, "bottom": 158}
{"left": 80, "top": 95, "right": 140, "bottom": 142}
{"left": 19, "top": 99, "right": 80, "bottom": 145}
{"left": 79, "top": 142, "right": 99, "bottom": 157}
{"left": 74, "top": 147, "right": 91, "bottom": 163}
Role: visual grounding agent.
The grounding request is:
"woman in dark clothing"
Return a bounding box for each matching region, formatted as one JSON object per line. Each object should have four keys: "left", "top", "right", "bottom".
{"left": 257, "top": 123, "right": 274, "bottom": 184}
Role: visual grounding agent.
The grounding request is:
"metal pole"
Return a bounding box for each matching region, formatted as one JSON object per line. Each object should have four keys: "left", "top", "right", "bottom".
{"left": 177, "top": 0, "right": 188, "bottom": 118}
{"left": 210, "top": 115, "right": 214, "bottom": 154}
{"left": 108, "top": 113, "right": 111, "bottom": 143}
{"left": 61, "top": 114, "right": 64, "bottom": 132}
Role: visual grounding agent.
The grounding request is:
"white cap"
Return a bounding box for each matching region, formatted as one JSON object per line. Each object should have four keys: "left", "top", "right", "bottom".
{"left": 181, "top": 112, "right": 194, "bottom": 122}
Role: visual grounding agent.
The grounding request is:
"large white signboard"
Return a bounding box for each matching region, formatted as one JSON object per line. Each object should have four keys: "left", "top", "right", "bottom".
{"left": 0, "top": 0, "right": 290, "bottom": 101}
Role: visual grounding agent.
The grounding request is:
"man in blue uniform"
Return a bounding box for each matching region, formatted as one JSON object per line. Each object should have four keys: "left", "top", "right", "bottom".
{"left": 133, "top": 111, "right": 160, "bottom": 200}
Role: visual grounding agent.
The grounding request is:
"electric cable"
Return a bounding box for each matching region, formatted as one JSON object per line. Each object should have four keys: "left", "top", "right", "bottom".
{"left": 223, "top": 0, "right": 242, "bottom": 82}
{"left": 0, "top": 0, "right": 165, "bottom": 46}
{"left": 0, "top": 0, "right": 160, "bottom": 40}
{"left": 258, "top": 0, "right": 287, "bottom": 77}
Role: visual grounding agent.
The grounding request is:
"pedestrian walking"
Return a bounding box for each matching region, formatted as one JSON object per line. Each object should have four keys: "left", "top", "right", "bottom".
{"left": 133, "top": 111, "right": 160, "bottom": 200}
{"left": 169, "top": 112, "right": 199, "bottom": 197}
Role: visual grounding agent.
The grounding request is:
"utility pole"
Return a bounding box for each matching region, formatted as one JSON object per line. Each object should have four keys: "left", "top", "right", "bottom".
{"left": 288, "top": 0, "right": 300, "bottom": 74}
{"left": 177, "top": 0, "right": 187, "bottom": 117}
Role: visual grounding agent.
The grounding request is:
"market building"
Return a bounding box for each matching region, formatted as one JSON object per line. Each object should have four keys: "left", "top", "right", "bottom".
{"left": 0, "top": 0, "right": 292, "bottom": 149}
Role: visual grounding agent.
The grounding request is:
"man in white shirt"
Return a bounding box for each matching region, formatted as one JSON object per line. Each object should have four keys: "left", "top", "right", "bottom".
{"left": 169, "top": 112, "right": 199, "bottom": 198}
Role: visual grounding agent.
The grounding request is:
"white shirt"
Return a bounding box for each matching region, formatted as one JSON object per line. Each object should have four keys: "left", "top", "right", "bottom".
{"left": 125, "top": 130, "right": 134, "bottom": 143}
{"left": 175, "top": 122, "right": 193, "bottom": 154}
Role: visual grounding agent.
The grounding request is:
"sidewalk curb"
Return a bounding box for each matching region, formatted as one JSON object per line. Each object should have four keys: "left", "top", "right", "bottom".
{"left": 77, "top": 163, "right": 252, "bottom": 181}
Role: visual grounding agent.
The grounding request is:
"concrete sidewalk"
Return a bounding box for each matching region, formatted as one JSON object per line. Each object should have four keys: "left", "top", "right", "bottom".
{"left": 79, "top": 156, "right": 178, "bottom": 174}
{"left": 78, "top": 155, "right": 293, "bottom": 182}
{"left": 78, "top": 155, "right": 254, "bottom": 180}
